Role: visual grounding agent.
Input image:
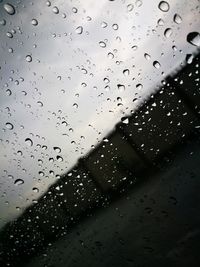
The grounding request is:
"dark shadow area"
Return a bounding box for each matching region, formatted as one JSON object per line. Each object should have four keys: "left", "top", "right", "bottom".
{"left": 0, "top": 54, "right": 200, "bottom": 267}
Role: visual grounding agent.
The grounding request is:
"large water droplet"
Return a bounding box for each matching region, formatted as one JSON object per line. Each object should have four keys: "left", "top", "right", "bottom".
{"left": 158, "top": 1, "right": 170, "bottom": 12}
{"left": 144, "top": 53, "right": 151, "bottom": 60}
{"left": 56, "top": 155, "right": 63, "bottom": 162}
{"left": 0, "top": 19, "right": 6, "bottom": 26}
{"left": 136, "top": 83, "right": 143, "bottom": 90}
{"left": 6, "top": 32, "right": 13, "bottom": 38}
{"left": 123, "top": 69, "right": 130, "bottom": 76}
{"left": 153, "top": 61, "right": 161, "bottom": 69}
{"left": 31, "top": 19, "right": 38, "bottom": 26}
{"left": 53, "top": 146, "right": 61, "bottom": 153}
{"left": 4, "top": 3, "right": 15, "bottom": 15}
{"left": 117, "top": 84, "right": 125, "bottom": 91}
{"left": 75, "top": 26, "right": 83, "bottom": 34}
{"left": 5, "top": 122, "right": 14, "bottom": 130}
{"left": 32, "top": 187, "right": 39, "bottom": 193}
{"left": 14, "top": 179, "right": 24, "bottom": 186}
{"left": 25, "top": 138, "right": 33, "bottom": 146}
{"left": 187, "top": 32, "right": 200, "bottom": 47}
{"left": 185, "top": 54, "right": 194, "bottom": 64}
{"left": 26, "top": 55, "right": 32, "bottom": 62}
{"left": 174, "top": 14, "right": 182, "bottom": 24}
{"left": 52, "top": 6, "right": 59, "bottom": 14}
{"left": 99, "top": 41, "right": 106, "bottom": 48}
{"left": 164, "top": 28, "right": 173, "bottom": 38}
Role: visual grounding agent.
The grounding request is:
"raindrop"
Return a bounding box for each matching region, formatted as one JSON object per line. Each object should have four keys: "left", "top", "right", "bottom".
{"left": 144, "top": 53, "right": 151, "bottom": 60}
{"left": 99, "top": 41, "right": 106, "bottom": 48}
{"left": 56, "top": 155, "right": 63, "bottom": 162}
{"left": 135, "top": 0, "right": 143, "bottom": 7}
{"left": 153, "top": 61, "right": 161, "bottom": 69}
{"left": 39, "top": 171, "right": 44, "bottom": 177}
{"left": 6, "top": 89, "right": 12, "bottom": 96}
{"left": 121, "top": 117, "right": 129, "bottom": 124}
{"left": 26, "top": 55, "right": 32, "bottom": 62}
{"left": 25, "top": 138, "right": 33, "bottom": 146}
{"left": 112, "top": 24, "right": 118, "bottom": 30}
{"left": 123, "top": 69, "right": 130, "bottom": 76}
{"left": 185, "top": 54, "right": 193, "bottom": 64}
{"left": 5, "top": 122, "right": 14, "bottom": 130}
{"left": 52, "top": 6, "right": 59, "bottom": 14}
{"left": 117, "top": 84, "right": 125, "bottom": 91}
{"left": 72, "top": 7, "right": 78, "bottom": 13}
{"left": 0, "top": 19, "right": 6, "bottom": 26}
{"left": 108, "top": 52, "right": 114, "bottom": 59}
{"left": 73, "top": 103, "right": 78, "bottom": 108}
{"left": 157, "top": 18, "right": 164, "bottom": 26}
{"left": 127, "top": 4, "right": 134, "bottom": 12}
{"left": 75, "top": 26, "right": 83, "bottom": 34}
{"left": 4, "top": 3, "right": 15, "bottom": 15}
{"left": 14, "top": 179, "right": 24, "bottom": 186}
{"left": 6, "top": 32, "right": 13, "bottom": 38}
{"left": 31, "top": 19, "right": 38, "bottom": 26}
{"left": 136, "top": 84, "right": 143, "bottom": 90}
{"left": 174, "top": 14, "right": 182, "bottom": 24}
{"left": 46, "top": 1, "right": 51, "bottom": 7}
{"left": 53, "top": 146, "right": 61, "bottom": 153}
{"left": 164, "top": 28, "right": 173, "bottom": 38}
{"left": 32, "top": 187, "right": 39, "bottom": 193}
{"left": 187, "top": 32, "right": 200, "bottom": 47}
{"left": 37, "top": 101, "right": 43, "bottom": 107}
{"left": 101, "top": 21, "right": 108, "bottom": 28}
{"left": 158, "top": 1, "right": 170, "bottom": 12}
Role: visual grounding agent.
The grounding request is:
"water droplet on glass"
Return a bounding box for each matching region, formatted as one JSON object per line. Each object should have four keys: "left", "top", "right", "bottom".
{"left": 26, "top": 55, "right": 32, "bottom": 62}
{"left": 37, "top": 101, "right": 43, "bottom": 107}
{"left": 52, "top": 6, "right": 59, "bottom": 14}
{"left": 127, "top": 4, "right": 134, "bottom": 12}
{"left": 153, "top": 61, "right": 161, "bottom": 69}
{"left": 6, "top": 89, "right": 12, "bottom": 96}
{"left": 136, "top": 83, "right": 143, "bottom": 90}
{"left": 112, "top": 24, "right": 118, "bottom": 30}
{"left": 185, "top": 54, "right": 194, "bottom": 64}
{"left": 158, "top": 1, "right": 170, "bottom": 12}
{"left": 31, "top": 19, "right": 38, "bottom": 26}
{"left": 135, "top": 0, "right": 143, "bottom": 7}
{"left": 144, "top": 53, "right": 151, "bottom": 60}
{"left": 0, "top": 19, "right": 6, "bottom": 26}
{"left": 99, "top": 41, "right": 106, "bottom": 48}
{"left": 123, "top": 69, "right": 130, "bottom": 76}
{"left": 4, "top": 3, "right": 15, "bottom": 15}
{"left": 174, "top": 14, "right": 182, "bottom": 24}
{"left": 72, "top": 7, "right": 78, "bottom": 13}
{"left": 117, "top": 84, "right": 125, "bottom": 91}
{"left": 25, "top": 138, "right": 33, "bottom": 146}
{"left": 39, "top": 171, "right": 44, "bottom": 177}
{"left": 56, "top": 155, "right": 63, "bottom": 162}
{"left": 187, "top": 32, "right": 200, "bottom": 47}
{"left": 46, "top": 1, "right": 51, "bottom": 6}
{"left": 121, "top": 117, "right": 129, "bottom": 124}
{"left": 101, "top": 21, "right": 107, "bottom": 28}
{"left": 32, "top": 187, "right": 39, "bottom": 193}
{"left": 75, "top": 26, "right": 83, "bottom": 34}
{"left": 157, "top": 18, "right": 164, "bottom": 26}
{"left": 14, "top": 179, "right": 24, "bottom": 186}
{"left": 6, "top": 32, "right": 13, "bottom": 38}
{"left": 53, "top": 146, "right": 61, "bottom": 153}
{"left": 5, "top": 122, "right": 14, "bottom": 130}
{"left": 164, "top": 28, "right": 173, "bottom": 38}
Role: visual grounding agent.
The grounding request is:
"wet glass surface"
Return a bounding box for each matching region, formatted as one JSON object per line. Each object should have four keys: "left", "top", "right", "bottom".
{"left": 0, "top": 0, "right": 199, "bottom": 244}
